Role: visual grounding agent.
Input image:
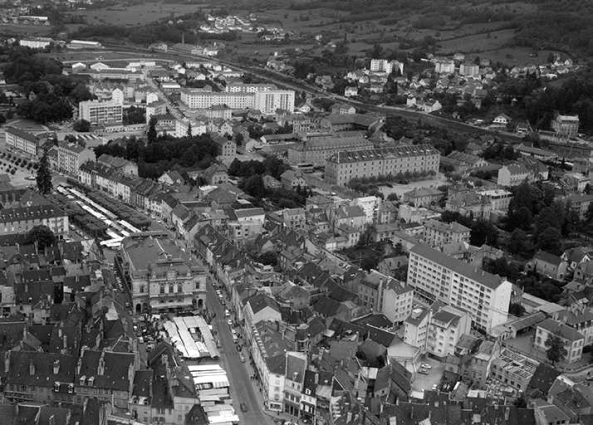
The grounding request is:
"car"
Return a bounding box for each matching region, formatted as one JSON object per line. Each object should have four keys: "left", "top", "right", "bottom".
{"left": 418, "top": 368, "right": 429, "bottom": 375}
{"left": 224, "top": 309, "right": 230, "bottom": 317}
{"left": 421, "top": 363, "right": 432, "bottom": 370}
{"left": 227, "top": 319, "right": 233, "bottom": 327}
{"left": 240, "top": 402, "right": 248, "bottom": 412}
{"left": 239, "top": 353, "right": 246, "bottom": 362}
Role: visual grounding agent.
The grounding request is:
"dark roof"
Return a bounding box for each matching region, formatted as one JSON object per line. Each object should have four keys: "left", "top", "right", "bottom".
{"left": 78, "top": 350, "right": 135, "bottom": 391}
{"left": 7, "top": 351, "right": 77, "bottom": 388}
{"left": 527, "top": 363, "right": 561, "bottom": 395}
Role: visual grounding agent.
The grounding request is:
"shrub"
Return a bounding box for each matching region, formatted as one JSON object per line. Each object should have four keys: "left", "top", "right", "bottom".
{"left": 10, "top": 169, "right": 15, "bottom": 175}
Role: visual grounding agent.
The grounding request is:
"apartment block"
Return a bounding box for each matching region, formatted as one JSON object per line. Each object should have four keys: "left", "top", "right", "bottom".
{"left": 490, "top": 348, "right": 539, "bottom": 392}
{"left": 56, "top": 142, "right": 96, "bottom": 176}
{"left": 535, "top": 318, "right": 585, "bottom": 364}
{"left": 407, "top": 244, "right": 512, "bottom": 332}
{"left": 0, "top": 204, "right": 69, "bottom": 237}
{"left": 422, "top": 219, "right": 471, "bottom": 248}
{"left": 254, "top": 90, "right": 295, "bottom": 114}
{"left": 324, "top": 144, "right": 441, "bottom": 186}
{"left": 225, "top": 82, "right": 277, "bottom": 93}
{"left": 5, "top": 127, "right": 41, "bottom": 157}
{"left": 78, "top": 100, "right": 123, "bottom": 125}
{"left": 426, "top": 304, "right": 471, "bottom": 358}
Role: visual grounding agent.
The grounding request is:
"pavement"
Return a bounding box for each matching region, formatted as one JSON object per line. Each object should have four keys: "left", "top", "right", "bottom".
{"left": 206, "top": 277, "right": 277, "bottom": 425}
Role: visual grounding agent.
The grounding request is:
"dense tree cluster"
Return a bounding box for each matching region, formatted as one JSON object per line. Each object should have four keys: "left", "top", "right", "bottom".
{"left": 123, "top": 106, "right": 146, "bottom": 125}
{"left": 95, "top": 134, "right": 218, "bottom": 179}
{"left": 228, "top": 156, "right": 288, "bottom": 180}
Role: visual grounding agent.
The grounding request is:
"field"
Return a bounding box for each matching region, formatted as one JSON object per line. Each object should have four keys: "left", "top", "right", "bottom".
{"left": 0, "top": 23, "right": 54, "bottom": 37}
{"left": 70, "top": 2, "right": 211, "bottom": 26}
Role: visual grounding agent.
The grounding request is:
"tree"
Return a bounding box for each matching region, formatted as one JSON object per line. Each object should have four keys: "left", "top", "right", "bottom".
{"left": 242, "top": 174, "right": 265, "bottom": 199}
{"left": 147, "top": 116, "right": 157, "bottom": 143}
{"left": 186, "top": 122, "right": 192, "bottom": 138}
{"left": 545, "top": 335, "right": 567, "bottom": 365}
{"left": 73, "top": 119, "right": 90, "bottom": 132}
{"left": 36, "top": 149, "right": 53, "bottom": 194}
{"left": 26, "top": 225, "right": 56, "bottom": 250}
{"left": 508, "top": 228, "right": 531, "bottom": 257}
{"left": 537, "top": 227, "right": 562, "bottom": 255}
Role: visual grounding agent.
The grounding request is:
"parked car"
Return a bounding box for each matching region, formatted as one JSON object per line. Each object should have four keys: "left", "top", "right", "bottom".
{"left": 418, "top": 368, "right": 429, "bottom": 375}
{"left": 224, "top": 309, "right": 230, "bottom": 317}
{"left": 240, "top": 402, "right": 248, "bottom": 412}
{"left": 421, "top": 363, "right": 432, "bottom": 370}
{"left": 227, "top": 319, "right": 233, "bottom": 327}
{"left": 239, "top": 353, "right": 246, "bottom": 362}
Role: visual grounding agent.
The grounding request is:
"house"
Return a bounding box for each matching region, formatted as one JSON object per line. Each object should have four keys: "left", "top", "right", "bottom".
{"left": 344, "top": 87, "right": 358, "bottom": 98}
{"left": 243, "top": 293, "right": 282, "bottom": 341}
{"left": 212, "top": 135, "right": 236, "bottom": 160}
{"left": 158, "top": 170, "right": 184, "bottom": 186}
{"left": 561, "top": 247, "right": 593, "bottom": 271}
{"left": 402, "top": 187, "right": 442, "bottom": 207}
{"left": 280, "top": 170, "right": 308, "bottom": 191}
{"left": 534, "top": 318, "right": 585, "bottom": 364}
{"left": 492, "top": 113, "right": 511, "bottom": 128}
{"left": 381, "top": 278, "right": 414, "bottom": 324}
{"left": 497, "top": 163, "right": 531, "bottom": 186}
{"left": 529, "top": 251, "right": 567, "bottom": 280}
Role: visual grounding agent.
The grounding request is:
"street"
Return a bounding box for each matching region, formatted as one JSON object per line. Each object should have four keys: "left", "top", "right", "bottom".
{"left": 206, "top": 277, "right": 274, "bottom": 425}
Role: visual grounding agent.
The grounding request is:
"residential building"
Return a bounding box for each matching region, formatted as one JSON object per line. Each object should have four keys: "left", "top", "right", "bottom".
{"left": 477, "top": 189, "right": 513, "bottom": 214}
{"left": 403, "top": 187, "right": 443, "bottom": 207}
{"left": 116, "top": 232, "right": 207, "bottom": 314}
{"left": 426, "top": 305, "right": 471, "bottom": 359}
{"left": 287, "top": 132, "right": 374, "bottom": 166}
{"left": 407, "top": 244, "right": 513, "bottom": 332}
{"left": 79, "top": 100, "right": 123, "bottom": 125}
{"left": 56, "top": 142, "right": 96, "bottom": 176}
{"left": 280, "top": 170, "right": 308, "bottom": 191}
{"left": 565, "top": 194, "right": 593, "bottom": 220}
{"left": 422, "top": 219, "right": 471, "bottom": 247}
{"left": 381, "top": 278, "right": 414, "bottom": 323}
{"left": 243, "top": 293, "right": 282, "bottom": 341}
{"left": 225, "top": 82, "right": 277, "bottom": 93}
{"left": 404, "top": 306, "right": 431, "bottom": 350}
{"left": 4, "top": 127, "right": 41, "bottom": 157}
{"left": 556, "top": 306, "right": 593, "bottom": 346}
{"left": 324, "top": 144, "right": 441, "bottom": 186}
{"left": 212, "top": 136, "right": 236, "bottom": 159}
{"left": 535, "top": 318, "right": 585, "bottom": 364}
{"left": 180, "top": 90, "right": 254, "bottom": 109}
{"left": 530, "top": 251, "right": 567, "bottom": 281}
{"left": 19, "top": 37, "right": 53, "bottom": 49}
{"left": 97, "top": 153, "right": 138, "bottom": 176}
{"left": 283, "top": 352, "right": 307, "bottom": 417}
{"left": 552, "top": 113, "right": 579, "bottom": 138}
{"left": 254, "top": 90, "right": 295, "bottom": 114}
{"left": 0, "top": 204, "right": 69, "bottom": 237}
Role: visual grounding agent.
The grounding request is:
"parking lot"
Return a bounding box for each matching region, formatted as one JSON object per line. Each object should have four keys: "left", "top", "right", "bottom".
{"left": 411, "top": 357, "right": 446, "bottom": 391}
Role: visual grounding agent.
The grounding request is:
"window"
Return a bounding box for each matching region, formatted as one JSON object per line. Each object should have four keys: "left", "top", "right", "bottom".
{"left": 160, "top": 285, "right": 165, "bottom": 294}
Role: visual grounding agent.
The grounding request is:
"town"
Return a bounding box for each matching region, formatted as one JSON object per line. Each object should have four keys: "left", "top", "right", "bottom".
{"left": 0, "top": 19, "right": 591, "bottom": 425}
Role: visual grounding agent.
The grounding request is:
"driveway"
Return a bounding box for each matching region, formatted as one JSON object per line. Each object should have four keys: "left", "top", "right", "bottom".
{"left": 411, "top": 358, "right": 445, "bottom": 392}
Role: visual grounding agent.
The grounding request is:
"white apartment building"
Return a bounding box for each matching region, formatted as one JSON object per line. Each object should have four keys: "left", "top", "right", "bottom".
{"left": 19, "top": 37, "right": 53, "bottom": 49}
{"left": 55, "top": 142, "right": 96, "bottom": 176}
{"left": 535, "top": 318, "right": 585, "bottom": 364}
{"left": 381, "top": 279, "right": 414, "bottom": 324}
{"left": 174, "top": 119, "right": 207, "bottom": 138}
{"left": 404, "top": 307, "right": 431, "bottom": 350}
{"left": 254, "top": 90, "right": 295, "bottom": 114}
{"left": 407, "top": 244, "right": 512, "bottom": 332}
{"left": 225, "top": 82, "right": 277, "bottom": 93}
{"left": 370, "top": 59, "right": 404, "bottom": 75}
{"left": 79, "top": 99, "right": 123, "bottom": 125}
{"left": 477, "top": 189, "right": 513, "bottom": 214}
{"left": 4, "top": 127, "right": 40, "bottom": 157}
{"left": 180, "top": 90, "right": 254, "bottom": 109}
{"left": 426, "top": 304, "right": 471, "bottom": 358}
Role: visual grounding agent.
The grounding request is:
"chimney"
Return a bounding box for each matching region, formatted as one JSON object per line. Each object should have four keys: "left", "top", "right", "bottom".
{"left": 76, "top": 357, "right": 83, "bottom": 375}
{"left": 97, "top": 353, "right": 105, "bottom": 376}
{"left": 63, "top": 335, "right": 67, "bottom": 350}
{"left": 4, "top": 352, "right": 9, "bottom": 374}
{"left": 346, "top": 412, "right": 352, "bottom": 423}
{"left": 505, "top": 407, "right": 510, "bottom": 420}
{"left": 53, "top": 359, "right": 60, "bottom": 375}
{"left": 58, "top": 328, "right": 62, "bottom": 338}
{"left": 29, "top": 360, "right": 35, "bottom": 376}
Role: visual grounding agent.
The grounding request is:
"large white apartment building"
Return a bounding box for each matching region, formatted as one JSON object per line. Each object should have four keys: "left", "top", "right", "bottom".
{"left": 225, "top": 82, "right": 277, "bottom": 93}
{"left": 254, "top": 90, "right": 295, "bottom": 114}
{"left": 180, "top": 89, "right": 295, "bottom": 113}
{"left": 78, "top": 99, "right": 123, "bottom": 125}
{"left": 407, "top": 244, "right": 512, "bottom": 332}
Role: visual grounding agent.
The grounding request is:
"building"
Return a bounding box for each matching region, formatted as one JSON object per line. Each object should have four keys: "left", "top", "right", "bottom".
{"left": 402, "top": 187, "right": 443, "bottom": 207}
{"left": 477, "top": 189, "right": 513, "bottom": 214}
{"left": 225, "top": 83, "right": 277, "bottom": 93}
{"left": 490, "top": 348, "right": 539, "bottom": 393}
{"left": 97, "top": 154, "right": 138, "bottom": 176}
{"left": 79, "top": 100, "right": 123, "bottom": 125}
{"left": 324, "top": 144, "right": 441, "bottom": 186}
{"left": 535, "top": 318, "right": 585, "bottom": 364}
{"left": 381, "top": 278, "right": 414, "bottom": 323}
{"left": 287, "top": 132, "right": 374, "bottom": 166}
{"left": 4, "top": 127, "right": 41, "bottom": 157}
{"left": 0, "top": 204, "right": 69, "bottom": 237}
{"left": 19, "top": 37, "right": 53, "bottom": 49}
{"left": 56, "top": 142, "right": 96, "bottom": 176}
{"left": 552, "top": 113, "right": 579, "bottom": 138}
{"left": 426, "top": 305, "right": 471, "bottom": 359}
{"left": 407, "top": 244, "right": 512, "bottom": 332}
{"left": 180, "top": 90, "right": 254, "bottom": 109}
{"left": 422, "top": 219, "right": 471, "bottom": 248}
{"left": 116, "top": 232, "right": 207, "bottom": 314}
{"left": 212, "top": 136, "right": 236, "bottom": 160}
{"left": 459, "top": 63, "right": 480, "bottom": 78}
{"left": 404, "top": 306, "right": 431, "bottom": 350}
{"left": 497, "top": 163, "right": 531, "bottom": 186}
{"left": 254, "top": 90, "right": 295, "bottom": 114}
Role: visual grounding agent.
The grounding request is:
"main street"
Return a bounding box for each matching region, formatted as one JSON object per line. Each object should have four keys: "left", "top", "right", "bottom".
{"left": 205, "top": 276, "right": 274, "bottom": 425}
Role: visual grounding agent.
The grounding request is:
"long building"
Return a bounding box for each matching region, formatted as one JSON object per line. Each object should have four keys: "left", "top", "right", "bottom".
{"left": 180, "top": 89, "right": 294, "bottom": 113}
{"left": 287, "top": 132, "right": 374, "bottom": 166}
{"left": 78, "top": 100, "right": 123, "bottom": 125}
{"left": 407, "top": 244, "right": 512, "bottom": 332}
{"left": 324, "top": 144, "right": 441, "bottom": 186}
{"left": 0, "top": 204, "right": 69, "bottom": 237}
{"left": 4, "top": 127, "right": 41, "bottom": 157}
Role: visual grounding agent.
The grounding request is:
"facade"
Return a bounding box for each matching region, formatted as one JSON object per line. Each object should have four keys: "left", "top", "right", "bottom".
{"left": 254, "top": 90, "right": 295, "bottom": 114}
{"left": 181, "top": 90, "right": 254, "bottom": 109}
{"left": 324, "top": 144, "right": 441, "bottom": 186}
{"left": 287, "top": 132, "right": 374, "bottom": 166}
{"left": 5, "top": 127, "right": 41, "bottom": 157}
{"left": 477, "top": 189, "right": 513, "bottom": 214}
{"left": 404, "top": 307, "right": 431, "bottom": 350}
{"left": 497, "top": 164, "right": 531, "bottom": 186}
{"left": 407, "top": 244, "right": 512, "bottom": 332}
{"left": 79, "top": 100, "right": 123, "bottom": 125}
{"left": 56, "top": 142, "right": 96, "bottom": 176}
{"left": 490, "top": 348, "right": 539, "bottom": 393}
{"left": 225, "top": 83, "right": 277, "bottom": 93}
{"left": 552, "top": 114, "right": 579, "bottom": 138}
{"left": 0, "top": 205, "right": 69, "bottom": 237}
{"left": 381, "top": 278, "right": 414, "bottom": 323}
{"left": 117, "top": 232, "right": 207, "bottom": 314}
{"left": 422, "top": 219, "right": 471, "bottom": 248}
{"left": 535, "top": 318, "right": 585, "bottom": 364}
{"left": 19, "top": 37, "right": 53, "bottom": 49}
{"left": 426, "top": 305, "right": 471, "bottom": 358}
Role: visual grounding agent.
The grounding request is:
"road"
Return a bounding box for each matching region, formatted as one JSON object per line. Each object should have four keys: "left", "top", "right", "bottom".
{"left": 206, "top": 277, "right": 273, "bottom": 425}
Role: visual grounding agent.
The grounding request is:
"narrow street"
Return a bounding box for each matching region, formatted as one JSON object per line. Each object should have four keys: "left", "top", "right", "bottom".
{"left": 206, "top": 278, "right": 275, "bottom": 425}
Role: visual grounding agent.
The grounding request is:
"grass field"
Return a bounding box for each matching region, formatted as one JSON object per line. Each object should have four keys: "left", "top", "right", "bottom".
{"left": 0, "top": 23, "right": 54, "bottom": 36}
